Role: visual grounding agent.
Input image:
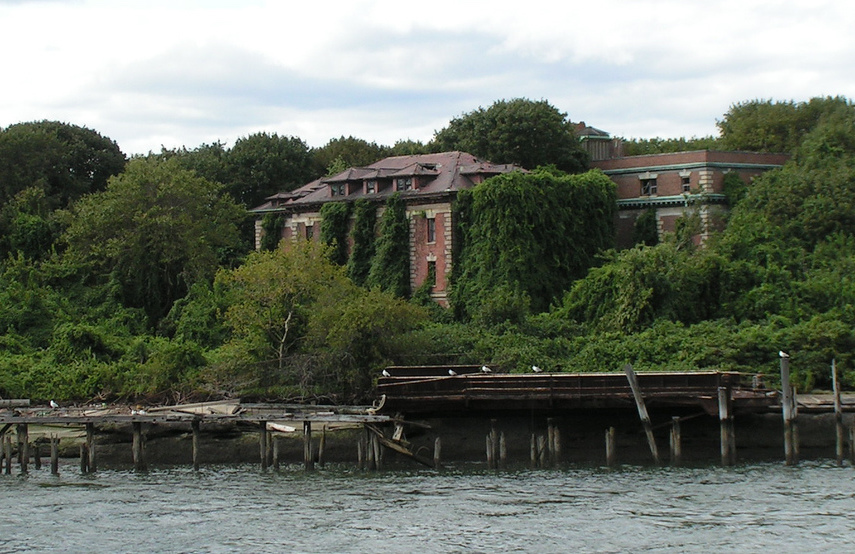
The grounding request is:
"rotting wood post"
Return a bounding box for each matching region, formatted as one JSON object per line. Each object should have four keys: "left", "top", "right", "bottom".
{"left": 499, "top": 432, "right": 507, "bottom": 468}
{"left": 670, "top": 417, "right": 682, "bottom": 467}
{"left": 792, "top": 386, "right": 800, "bottom": 464}
{"left": 272, "top": 436, "right": 280, "bottom": 471}
{"left": 538, "top": 434, "right": 547, "bottom": 468}
{"left": 357, "top": 435, "right": 364, "bottom": 470}
{"left": 79, "top": 443, "right": 88, "bottom": 473}
{"left": 50, "top": 437, "right": 59, "bottom": 475}
{"left": 624, "top": 364, "right": 660, "bottom": 465}
{"left": 719, "top": 387, "right": 734, "bottom": 466}
{"left": 486, "top": 434, "right": 494, "bottom": 469}
{"left": 5, "top": 436, "right": 13, "bottom": 474}
{"left": 553, "top": 425, "right": 562, "bottom": 467}
{"left": 303, "top": 421, "right": 314, "bottom": 471}
{"left": 606, "top": 427, "right": 616, "bottom": 467}
{"left": 372, "top": 433, "right": 382, "bottom": 471}
{"left": 132, "top": 421, "right": 147, "bottom": 472}
{"left": 259, "top": 421, "right": 269, "bottom": 470}
{"left": 318, "top": 427, "right": 326, "bottom": 468}
{"left": 833, "top": 359, "right": 844, "bottom": 466}
{"left": 365, "top": 428, "right": 374, "bottom": 470}
{"left": 530, "top": 434, "right": 537, "bottom": 468}
{"left": 490, "top": 419, "right": 499, "bottom": 469}
{"left": 86, "top": 423, "right": 96, "bottom": 473}
{"left": 849, "top": 426, "right": 855, "bottom": 466}
{"left": 33, "top": 443, "right": 41, "bottom": 470}
{"left": 17, "top": 424, "right": 28, "bottom": 474}
{"left": 433, "top": 436, "right": 442, "bottom": 470}
{"left": 547, "top": 418, "right": 556, "bottom": 466}
{"left": 781, "top": 355, "right": 796, "bottom": 466}
{"left": 191, "top": 419, "right": 201, "bottom": 472}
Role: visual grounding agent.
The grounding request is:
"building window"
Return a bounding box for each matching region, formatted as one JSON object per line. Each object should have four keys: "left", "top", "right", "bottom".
{"left": 366, "top": 180, "right": 377, "bottom": 194}
{"left": 427, "top": 217, "right": 436, "bottom": 243}
{"left": 306, "top": 225, "right": 314, "bottom": 240}
{"left": 395, "top": 177, "right": 413, "bottom": 191}
{"left": 681, "top": 175, "right": 691, "bottom": 193}
{"left": 330, "top": 183, "right": 345, "bottom": 196}
{"left": 641, "top": 178, "right": 657, "bottom": 196}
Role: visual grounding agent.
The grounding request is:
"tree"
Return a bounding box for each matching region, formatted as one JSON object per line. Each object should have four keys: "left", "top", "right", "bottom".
{"left": 432, "top": 98, "right": 589, "bottom": 172}
{"left": 452, "top": 169, "right": 616, "bottom": 318}
{"left": 311, "top": 136, "right": 390, "bottom": 176}
{"left": 62, "top": 157, "right": 245, "bottom": 326}
{"left": 226, "top": 132, "right": 315, "bottom": 208}
{"left": 0, "top": 120, "right": 126, "bottom": 209}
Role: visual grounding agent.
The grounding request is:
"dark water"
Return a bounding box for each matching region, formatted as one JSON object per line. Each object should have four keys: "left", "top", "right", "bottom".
{"left": 2, "top": 461, "right": 854, "bottom": 553}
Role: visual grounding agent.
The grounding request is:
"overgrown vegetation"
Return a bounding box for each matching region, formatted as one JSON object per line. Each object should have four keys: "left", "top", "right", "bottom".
{"left": 3, "top": 96, "right": 855, "bottom": 404}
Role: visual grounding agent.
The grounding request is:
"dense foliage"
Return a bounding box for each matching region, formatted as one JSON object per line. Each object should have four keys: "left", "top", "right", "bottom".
{"left": 4, "top": 96, "right": 855, "bottom": 404}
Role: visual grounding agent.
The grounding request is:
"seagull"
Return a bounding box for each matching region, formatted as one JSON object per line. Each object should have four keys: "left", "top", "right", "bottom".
{"left": 531, "top": 365, "right": 543, "bottom": 373}
{"left": 49, "top": 400, "right": 59, "bottom": 409}
{"left": 382, "top": 369, "right": 391, "bottom": 377}
{"left": 448, "top": 369, "right": 458, "bottom": 376}
{"left": 779, "top": 350, "right": 789, "bottom": 358}
{"left": 481, "top": 365, "right": 492, "bottom": 374}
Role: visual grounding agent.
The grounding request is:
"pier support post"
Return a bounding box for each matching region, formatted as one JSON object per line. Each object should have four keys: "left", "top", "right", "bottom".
{"left": 670, "top": 417, "right": 682, "bottom": 466}
{"left": 499, "top": 432, "right": 507, "bottom": 468}
{"left": 86, "top": 423, "right": 96, "bottom": 473}
{"left": 303, "top": 421, "right": 314, "bottom": 471}
{"left": 372, "top": 433, "right": 382, "bottom": 471}
{"left": 606, "top": 427, "right": 616, "bottom": 467}
{"left": 259, "top": 421, "right": 269, "bottom": 470}
{"left": 79, "top": 444, "right": 88, "bottom": 473}
{"left": 272, "top": 436, "right": 280, "bottom": 471}
{"left": 191, "top": 419, "right": 201, "bottom": 471}
{"left": 833, "top": 360, "right": 844, "bottom": 466}
{"left": 132, "top": 421, "right": 147, "bottom": 472}
{"left": 17, "top": 424, "right": 28, "bottom": 474}
{"left": 318, "top": 427, "right": 326, "bottom": 468}
{"left": 50, "top": 436, "right": 59, "bottom": 475}
{"left": 781, "top": 354, "right": 797, "bottom": 465}
{"left": 624, "top": 364, "right": 660, "bottom": 464}
{"left": 5, "top": 436, "right": 12, "bottom": 474}
{"left": 33, "top": 443, "right": 41, "bottom": 470}
{"left": 719, "top": 387, "right": 735, "bottom": 466}
{"left": 547, "top": 418, "right": 560, "bottom": 466}
{"left": 433, "top": 436, "right": 442, "bottom": 469}
{"left": 530, "top": 434, "right": 537, "bottom": 468}
{"left": 537, "top": 434, "right": 547, "bottom": 468}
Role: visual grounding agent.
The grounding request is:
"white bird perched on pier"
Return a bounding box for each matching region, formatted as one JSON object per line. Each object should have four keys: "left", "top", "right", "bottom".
{"left": 531, "top": 365, "right": 543, "bottom": 373}
{"left": 49, "top": 400, "right": 59, "bottom": 409}
{"left": 382, "top": 369, "right": 391, "bottom": 377}
{"left": 779, "top": 350, "right": 789, "bottom": 358}
{"left": 481, "top": 365, "right": 492, "bottom": 374}
{"left": 448, "top": 369, "right": 458, "bottom": 376}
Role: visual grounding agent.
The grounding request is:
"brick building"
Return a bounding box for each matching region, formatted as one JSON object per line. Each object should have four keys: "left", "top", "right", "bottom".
{"left": 251, "top": 151, "right": 523, "bottom": 305}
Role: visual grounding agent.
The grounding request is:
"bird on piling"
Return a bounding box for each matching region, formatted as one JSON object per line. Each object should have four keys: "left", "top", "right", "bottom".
{"left": 481, "top": 365, "right": 492, "bottom": 374}
{"left": 448, "top": 369, "right": 458, "bottom": 376}
{"left": 382, "top": 369, "right": 391, "bottom": 377}
{"left": 531, "top": 365, "right": 543, "bottom": 373}
{"left": 779, "top": 350, "right": 789, "bottom": 358}
{"left": 49, "top": 400, "right": 59, "bottom": 409}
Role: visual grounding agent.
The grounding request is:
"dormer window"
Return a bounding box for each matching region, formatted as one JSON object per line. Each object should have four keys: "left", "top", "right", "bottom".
{"left": 366, "top": 180, "right": 377, "bottom": 194}
{"left": 330, "top": 183, "right": 346, "bottom": 196}
{"left": 395, "top": 177, "right": 413, "bottom": 191}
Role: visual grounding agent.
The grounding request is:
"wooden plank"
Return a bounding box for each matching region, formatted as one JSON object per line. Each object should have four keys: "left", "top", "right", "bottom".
{"left": 365, "top": 424, "right": 434, "bottom": 468}
{"left": 624, "top": 364, "right": 660, "bottom": 464}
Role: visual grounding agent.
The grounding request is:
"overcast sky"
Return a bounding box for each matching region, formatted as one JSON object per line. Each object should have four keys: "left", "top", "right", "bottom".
{"left": 1, "top": 0, "right": 853, "bottom": 155}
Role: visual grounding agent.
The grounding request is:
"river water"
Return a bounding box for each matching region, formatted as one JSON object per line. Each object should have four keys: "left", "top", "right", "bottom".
{"left": 1, "top": 461, "right": 854, "bottom": 553}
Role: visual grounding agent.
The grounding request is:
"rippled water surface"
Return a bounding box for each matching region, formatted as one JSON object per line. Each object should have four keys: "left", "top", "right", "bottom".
{"left": 2, "top": 461, "right": 855, "bottom": 553}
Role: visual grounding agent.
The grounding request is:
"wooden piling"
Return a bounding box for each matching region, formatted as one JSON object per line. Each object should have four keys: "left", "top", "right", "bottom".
{"left": 781, "top": 354, "right": 796, "bottom": 465}
{"left": 499, "top": 432, "right": 507, "bottom": 468}
{"left": 624, "top": 364, "right": 660, "bottom": 464}
{"left": 372, "top": 433, "right": 382, "bottom": 471}
{"left": 537, "top": 434, "right": 547, "bottom": 468}
{"left": 33, "top": 443, "right": 41, "bottom": 470}
{"left": 850, "top": 426, "right": 855, "bottom": 466}
{"left": 530, "top": 434, "right": 537, "bottom": 468}
{"left": 606, "top": 427, "right": 616, "bottom": 467}
{"left": 357, "top": 435, "right": 365, "bottom": 469}
{"left": 272, "top": 436, "right": 280, "bottom": 471}
{"left": 303, "top": 421, "right": 314, "bottom": 471}
{"left": 79, "top": 443, "right": 88, "bottom": 473}
{"left": 719, "top": 387, "right": 735, "bottom": 466}
{"left": 547, "top": 418, "right": 557, "bottom": 466}
{"left": 433, "top": 436, "right": 442, "bottom": 469}
{"left": 17, "top": 424, "right": 28, "bottom": 474}
{"left": 833, "top": 359, "right": 844, "bottom": 466}
{"left": 318, "top": 427, "right": 326, "bottom": 468}
{"left": 486, "top": 434, "right": 494, "bottom": 469}
{"left": 4, "top": 436, "right": 11, "bottom": 474}
{"left": 490, "top": 419, "right": 498, "bottom": 469}
{"left": 132, "top": 421, "right": 146, "bottom": 472}
{"left": 191, "top": 418, "right": 201, "bottom": 471}
{"left": 50, "top": 437, "right": 59, "bottom": 475}
{"left": 259, "top": 421, "right": 269, "bottom": 470}
{"left": 86, "top": 423, "right": 96, "bottom": 473}
{"left": 670, "top": 417, "right": 681, "bottom": 466}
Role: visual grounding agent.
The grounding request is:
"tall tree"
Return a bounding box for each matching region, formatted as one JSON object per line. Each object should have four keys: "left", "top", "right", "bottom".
{"left": 62, "top": 157, "right": 244, "bottom": 326}
{"left": 432, "top": 98, "right": 589, "bottom": 173}
{"left": 0, "top": 120, "right": 126, "bottom": 208}
{"left": 226, "top": 132, "right": 315, "bottom": 208}
{"left": 311, "top": 136, "right": 390, "bottom": 176}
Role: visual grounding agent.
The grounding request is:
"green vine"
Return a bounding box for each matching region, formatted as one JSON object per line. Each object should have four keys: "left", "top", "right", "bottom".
{"left": 319, "top": 201, "right": 351, "bottom": 265}
{"left": 260, "top": 213, "right": 284, "bottom": 251}
{"left": 367, "top": 193, "right": 410, "bottom": 297}
{"left": 347, "top": 199, "right": 376, "bottom": 286}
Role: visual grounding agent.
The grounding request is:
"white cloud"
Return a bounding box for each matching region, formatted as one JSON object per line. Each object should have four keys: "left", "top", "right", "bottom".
{"left": 1, "top": 0, "right": 854, "bottom": 154}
